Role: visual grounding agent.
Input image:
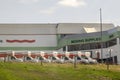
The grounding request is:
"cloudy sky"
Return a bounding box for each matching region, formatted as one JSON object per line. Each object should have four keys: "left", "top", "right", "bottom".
{"left": 0, "top": 0, "right": 120, "bottom": 26}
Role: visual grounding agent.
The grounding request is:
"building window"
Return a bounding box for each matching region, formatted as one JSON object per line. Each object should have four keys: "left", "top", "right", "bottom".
{"left": 108, "top": 39, "right": 117, "bottom": 47}
{"left": 67, "top": 38, "right": 117, "bottom": 51}
{"left": 119, "top": 38, "right": 120, "bottom": 44}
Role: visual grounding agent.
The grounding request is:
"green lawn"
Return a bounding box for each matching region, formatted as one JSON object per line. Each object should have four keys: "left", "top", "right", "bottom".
{"left": 0, "top": 62, "right": 120, "bottom": 80}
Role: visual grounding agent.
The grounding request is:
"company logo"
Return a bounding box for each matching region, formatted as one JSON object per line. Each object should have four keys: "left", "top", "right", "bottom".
{"left": 6, "top": 40, "right": 35, "bottom": 43}
{"left": 71, "top": 37, "right": 101, "bottom": 43}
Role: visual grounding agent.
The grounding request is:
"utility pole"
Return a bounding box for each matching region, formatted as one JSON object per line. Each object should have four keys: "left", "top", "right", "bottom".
{"left": 100, "top": 8, "right": 103, "bottom": 63}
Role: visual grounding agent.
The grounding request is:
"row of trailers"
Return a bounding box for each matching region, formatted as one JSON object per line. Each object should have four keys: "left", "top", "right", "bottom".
{"left": 0, "top": 51, "right": 97, "bottom": 64}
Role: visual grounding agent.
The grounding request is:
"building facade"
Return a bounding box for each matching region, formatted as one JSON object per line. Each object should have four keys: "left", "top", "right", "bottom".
{"left": 0, "top": 23, "right": 120, "bottom": 64}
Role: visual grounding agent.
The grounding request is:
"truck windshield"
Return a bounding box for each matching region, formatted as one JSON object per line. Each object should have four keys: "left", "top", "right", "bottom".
{"left": 26, "top": 57, "right": 32, "bottom": 60}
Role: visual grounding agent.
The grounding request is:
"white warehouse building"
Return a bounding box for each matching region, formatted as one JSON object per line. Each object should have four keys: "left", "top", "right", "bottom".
{"left": 0, "top": 23, "right": 120, "bottom": 64}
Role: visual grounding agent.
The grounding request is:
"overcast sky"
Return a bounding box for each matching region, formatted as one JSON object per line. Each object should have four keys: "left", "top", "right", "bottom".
{"left": 0, "top": 0, "right": 119, "bottom": 26}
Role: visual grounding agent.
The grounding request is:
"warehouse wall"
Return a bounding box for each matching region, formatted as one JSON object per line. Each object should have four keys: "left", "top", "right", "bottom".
{"left": 0, "top": 35, "right": 57, "bottom": 47}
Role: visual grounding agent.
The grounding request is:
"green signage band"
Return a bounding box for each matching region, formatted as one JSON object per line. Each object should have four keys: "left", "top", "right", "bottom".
{"left": 71, "top": 37, "right": 101, "bottom": 43}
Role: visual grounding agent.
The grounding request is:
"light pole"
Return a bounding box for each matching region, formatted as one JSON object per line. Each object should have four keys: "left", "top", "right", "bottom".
{"left": 100, "top": 8, "right": 103, "bottom": 63}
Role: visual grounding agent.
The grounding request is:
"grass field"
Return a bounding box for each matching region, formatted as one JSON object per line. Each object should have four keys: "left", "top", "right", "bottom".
{"left": 0, "top": 62, "right": 120, "bottom": 80}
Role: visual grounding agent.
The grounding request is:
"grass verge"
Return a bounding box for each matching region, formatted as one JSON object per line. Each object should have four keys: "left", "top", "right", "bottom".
{"left": 0, "top": 62, "right": 120, "bottom": 80}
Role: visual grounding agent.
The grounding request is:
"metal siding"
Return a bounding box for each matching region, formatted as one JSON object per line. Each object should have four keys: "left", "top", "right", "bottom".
{"left": 0, "top": 35, "right": 57, "bottom": 47}
{"left": 0, "top": 24, "right": 57, "bottom": 34}
{"left": 57, "top": 23, "right": 114, "bottom": 34}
